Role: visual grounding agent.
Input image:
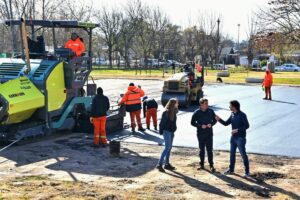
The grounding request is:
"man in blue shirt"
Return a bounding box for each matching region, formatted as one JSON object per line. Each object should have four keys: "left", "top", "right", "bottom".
{"left": 215, "top": 100, "right": 250, "bottom": 177}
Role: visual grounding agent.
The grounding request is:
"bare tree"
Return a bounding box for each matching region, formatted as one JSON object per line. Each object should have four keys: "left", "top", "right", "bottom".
{"left": 95, "top": 7, "right": 122, "bottom": 68}
{"left": 246, "top": 14, "right": 260, "bottom": 66}
{"left": 258, "top": 0, "right": 300, "bottom": 41}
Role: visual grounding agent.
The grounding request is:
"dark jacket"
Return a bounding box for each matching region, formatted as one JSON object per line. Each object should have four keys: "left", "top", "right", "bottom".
{"left": 191, "top": 108, "right": 217, "bottom": 135}
{"left": 143, "top": 98, "right": 158, "bottom": 117}
{"left": 159, "top": 110, "right": 177, "bottom": 135}
{"left": 219, "top": 111, "right": 250, "bottom": 138}
{"left": 91, "top": 94, "right": 110, "bottom": 117}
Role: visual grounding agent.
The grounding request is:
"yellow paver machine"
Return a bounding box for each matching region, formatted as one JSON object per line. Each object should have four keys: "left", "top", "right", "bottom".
{"left": 0, "top": 19, "right": 125, "bottom": 142}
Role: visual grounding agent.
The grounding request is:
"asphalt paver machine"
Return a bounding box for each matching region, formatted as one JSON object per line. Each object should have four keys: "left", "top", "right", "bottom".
{"left": 0, "top": 19, "right": 125, "bottom": 143}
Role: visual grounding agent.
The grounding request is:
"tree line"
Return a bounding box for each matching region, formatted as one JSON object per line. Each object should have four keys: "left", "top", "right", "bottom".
{"left": 0, "top": 0, "right": 299, "bottom": 67}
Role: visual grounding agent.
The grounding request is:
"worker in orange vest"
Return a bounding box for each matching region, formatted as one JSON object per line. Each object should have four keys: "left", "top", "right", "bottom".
{"left": 90, "top": 87, "right": 110, "bottom": 148}
{"left": 262, "top": 69, "right": 273, "bottom": 100}
{"left": 119, "top": 83, "right": 145, "bottom": 132}
{"left": 65, "top": 32, "right": 85, "bottom": 57}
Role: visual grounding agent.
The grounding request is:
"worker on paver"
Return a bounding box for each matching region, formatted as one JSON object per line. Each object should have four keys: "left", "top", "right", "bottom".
{"left": 191, "top": 98, "right": 217, "bottom": 172}
{"left": 215, "top": 100, "right": 250, "bottom": 177}
{"left": 142, "top": 96, "right": 158, "bottom": 130}
{"left": 90, "top": 87, "right": 110, "bottom": 148}
{"left": 119, "top": 83, "right": 145, "bottom": 132}
{"left": 157, "top": 98, "right": 179, "bottom": 172}
{"left": 262, "top": 69, "right": 273, "bottom": 100}
{"left": 65, "top": 32, "right": 85, "bottom": 57}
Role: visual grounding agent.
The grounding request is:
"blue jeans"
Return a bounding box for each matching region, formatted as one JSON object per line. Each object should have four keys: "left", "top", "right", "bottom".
{"left": 229, "top": 136, "right": 250, "bottom": 174}
{"left": 158, "top": 130, "right": 174, "bottom": 165}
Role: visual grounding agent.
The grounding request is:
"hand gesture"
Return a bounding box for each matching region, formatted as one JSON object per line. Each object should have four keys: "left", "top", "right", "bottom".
{"left": 90, "top": 117, "right": 93, "bottom": 124}
{"left": 231, "top": 129, "right": 238, "bottom": 135}
{"left": 201, "top": 125, "right": 207, "bottom": 129}
{"left": 215, "top": 115, "right": 220, "bottom": 121}
{"left": 207, "top": 124, "right": 212, "bottom": 128}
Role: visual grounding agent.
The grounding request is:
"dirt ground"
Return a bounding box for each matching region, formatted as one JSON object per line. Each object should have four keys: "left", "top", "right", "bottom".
{"left": 0, "top": 133, "right": 299, "bottom": 200}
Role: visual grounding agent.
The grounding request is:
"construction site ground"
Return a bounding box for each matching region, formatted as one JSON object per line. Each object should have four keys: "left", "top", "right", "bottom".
{"left": 0, "top": 79, "right": 300, "bottom": 199}
{"left": 0, "top": 135, "right": 299, "bottom": 200}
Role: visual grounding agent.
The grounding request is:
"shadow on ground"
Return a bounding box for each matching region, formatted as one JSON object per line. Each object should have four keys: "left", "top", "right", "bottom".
{"left": 0, "top": 134, "right": 159, "bottom": 179}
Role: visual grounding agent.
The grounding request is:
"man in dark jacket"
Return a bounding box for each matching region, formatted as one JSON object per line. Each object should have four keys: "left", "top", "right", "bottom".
{"left": 215, "top": 100, "right": 250, "bottom": 177}
{"left": 191, "top": 98, "right": 217, "bottom": 172}
{"left": 90, "top": 87, "right": 110, "bottom": 147}
{"left": 143, "top": 96, "right": 158, "bottom": 130}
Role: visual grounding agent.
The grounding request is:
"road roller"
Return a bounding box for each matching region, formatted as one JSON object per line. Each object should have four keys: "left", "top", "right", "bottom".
{"left": 161, "top": 64, "right": 204, "bottom": 107}
{"left": 0, "top": 19, "right": 125, "bottom": 142}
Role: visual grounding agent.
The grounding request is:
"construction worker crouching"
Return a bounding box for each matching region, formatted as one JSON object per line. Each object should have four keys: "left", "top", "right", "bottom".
{"left": 90, "top": 87, "right": 110, "bottom": 148}
{"left": 119, "top": 83, "right": 145, "bottom": 132}
{"left": 65, "top": 32, "right": 85, "bottom": 57}
{"left": 142, "top": 96, "right": 158, "bottom": 130}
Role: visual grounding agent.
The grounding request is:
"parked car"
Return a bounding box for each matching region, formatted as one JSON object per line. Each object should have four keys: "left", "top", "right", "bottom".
{"left": 261, "top": 66, "right": 267, "bottom": 71}
{"left": 213, "top": 64, "right": 228, "bottom": 70}
{"left": 276, "top": 63, "right": 300, "bottom": 72}
{"left": 93, "top": 58, "right": 107, "bottom": 65}
{"left": 251, "top": 59, "right": 261, "bottom": 70}
{"left": 165, "top": 60, "right": 183, "bottom": 67}
{"left": 140, "top": 58, "right": 159, "bottom": 67}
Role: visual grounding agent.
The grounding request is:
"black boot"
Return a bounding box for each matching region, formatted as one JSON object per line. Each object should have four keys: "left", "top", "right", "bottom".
{"left": 156, "top": 165, "right": 165, "bottom": 172}
{"left": 164, "top": 164, "right": 176, "bottom": 171}
{"left": 131, "top": 127, "right": 135, "bottom": 132}
{"left": 138, "top": 127, "right": 146, "bottom": 132}
{"left": 154, "top": 126, "right": 157, "bottom": 131}
{"left": 199, "top": 163, "right": 205, "bottom": 170}
{"left": 210, "top": 165, "right": 216, "bottom": 173}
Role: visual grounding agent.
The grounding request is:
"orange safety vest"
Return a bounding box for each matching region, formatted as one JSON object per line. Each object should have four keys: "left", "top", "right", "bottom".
{"left": 120, "top": 86, "right": 145, "bottom": 105}
{"left": 263, "top": 71, "right": 273, "bottom": 87}
{"left": 64, "top": 38, "right": 85, "bottom": 56}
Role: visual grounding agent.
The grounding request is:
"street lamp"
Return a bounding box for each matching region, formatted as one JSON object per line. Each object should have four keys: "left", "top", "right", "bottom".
{"left": 237, "top": 23, "right": 240, "bottom": 66}
{"left": 237, "top": 24, "right": 240, "bottom": 51}
{"left": 216, "top": 18, "right": 220, "bottom": 64}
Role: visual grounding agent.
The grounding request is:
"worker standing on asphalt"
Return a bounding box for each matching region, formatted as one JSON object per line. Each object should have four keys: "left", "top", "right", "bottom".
{"left": 262, "top": 69, "right": 273, "bottom": 100}
{"left": 191, "top": 98, "right": 217, "bottom": 172}
{"left": 215, "top": 100, "right": 250, "bottom": 177}
{"left": 65, "top": 32, "right": 85, "bottom": 57}
{"left": 90, "top": 87, "right": 110, "bottom": 148}
{"left": 142, "top": 96, "right": 158, "bottom": 130}
{"left": 119, "top": 83, "right": 145, "bottom": 132}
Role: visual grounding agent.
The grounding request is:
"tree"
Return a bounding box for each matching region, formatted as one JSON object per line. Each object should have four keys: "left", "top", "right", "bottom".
{"left": 259, "top": 0, "right": 300, "bottom": 42}
{"left": 95, "top": 7, "right": 122, "bottom": 68}
{"left": 246, "top": 14, "right": 260, "bottom": 66}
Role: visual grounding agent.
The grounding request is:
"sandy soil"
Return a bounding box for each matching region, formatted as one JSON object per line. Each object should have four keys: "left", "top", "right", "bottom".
{"left": 0, "top": 133, "right": 299, "bottom": 200}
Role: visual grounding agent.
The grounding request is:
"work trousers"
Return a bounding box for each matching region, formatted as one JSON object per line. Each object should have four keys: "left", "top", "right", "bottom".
{"left": 264, "top": 86, "right": 272, "bottom": 100}
{"left": 130, "top": 110, "right": 142, "bottom": 129}
{"left": 92, "top": 116, "right": 107, "bottom": 145}
{"left": 146, "top": 108, "right": 157, "bottom": 128}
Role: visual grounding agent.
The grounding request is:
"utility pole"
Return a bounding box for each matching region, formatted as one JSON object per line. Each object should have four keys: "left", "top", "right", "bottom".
{"left": 216, "top": 18, "right": 220, "bottom": 64}
{"left": 237, "top": 23, "right": 240, "bottom": 66}
{"left": 237, "top": 24, "right": 240, "bottom": 51}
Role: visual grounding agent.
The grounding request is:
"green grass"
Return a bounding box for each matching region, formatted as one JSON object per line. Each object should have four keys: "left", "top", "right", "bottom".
{"left": 91, "top": 67, "right": 300, "bottom": 85}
